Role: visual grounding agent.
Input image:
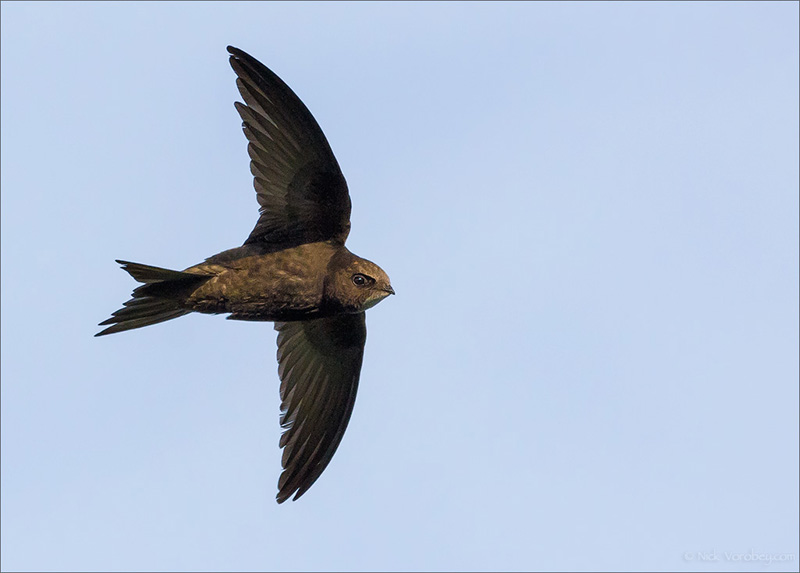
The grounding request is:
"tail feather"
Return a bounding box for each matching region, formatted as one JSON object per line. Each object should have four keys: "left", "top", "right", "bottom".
{"left": 115, "top": 260, "right": 192, "bottom": 283}
{"left": 96, "top": 260, "right": 212, "bottom": 337}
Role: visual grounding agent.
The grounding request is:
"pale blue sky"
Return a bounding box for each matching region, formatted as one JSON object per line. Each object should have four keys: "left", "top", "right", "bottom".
{"left": 2, "top": 2, "right": 798, "bottom": 572}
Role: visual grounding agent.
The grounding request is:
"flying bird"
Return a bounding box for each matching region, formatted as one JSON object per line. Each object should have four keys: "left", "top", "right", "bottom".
{"left": 96, "top": 46, "right": 394, "bottom": 503}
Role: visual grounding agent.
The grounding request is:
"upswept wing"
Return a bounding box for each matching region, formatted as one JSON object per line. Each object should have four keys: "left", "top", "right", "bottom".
{"left": 227, "top": 46, "right": 351, "bottom": 250}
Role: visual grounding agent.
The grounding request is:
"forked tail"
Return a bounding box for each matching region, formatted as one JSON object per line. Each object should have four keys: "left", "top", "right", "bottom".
{"left": 95, "top": 260, "right": 211, "bottom": 337}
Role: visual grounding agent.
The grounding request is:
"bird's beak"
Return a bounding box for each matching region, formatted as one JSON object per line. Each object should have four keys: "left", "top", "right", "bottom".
{"left": 384, "top": 285, "right": 396, "bottom": 296}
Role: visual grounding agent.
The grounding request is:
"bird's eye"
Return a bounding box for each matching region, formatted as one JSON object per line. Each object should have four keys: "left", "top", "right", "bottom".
{"left": 352, "top": 274, "right": 371, "bottom": 287}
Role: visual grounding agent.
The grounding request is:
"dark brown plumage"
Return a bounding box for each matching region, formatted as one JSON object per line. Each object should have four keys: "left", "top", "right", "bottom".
{"left": 96, "top": 46, "right": 393, "bottom": 504}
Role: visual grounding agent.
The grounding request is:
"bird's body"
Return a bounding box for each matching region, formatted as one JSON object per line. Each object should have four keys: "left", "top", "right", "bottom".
{"left": 97, "top": 46, "right": 393, "bottom": 503}
{"left": 186, "top": 242, "right": 334, "bottom": 320}
{"left": 178, "top": 241, "right": 389, "bottom": 321}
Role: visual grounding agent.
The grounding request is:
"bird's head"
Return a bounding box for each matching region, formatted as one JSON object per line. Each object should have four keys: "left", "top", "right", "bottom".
{"left": 325, "top": 249, "right": 394, "bottom": 313}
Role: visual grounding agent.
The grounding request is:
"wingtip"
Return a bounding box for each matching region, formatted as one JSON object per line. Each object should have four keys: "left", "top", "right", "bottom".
{"left": 276, "top": 485, "right": 293, "bottom": 504}
{"left": 275, "top": 488, "right": 305, "bottom": 504}
{"left": 227, "top": 45, "right": 245, "bottom": 59}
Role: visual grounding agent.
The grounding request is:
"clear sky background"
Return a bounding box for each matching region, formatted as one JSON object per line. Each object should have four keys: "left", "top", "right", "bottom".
{"left": 2, "top": 2, "right": 798, "bottom": 572}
